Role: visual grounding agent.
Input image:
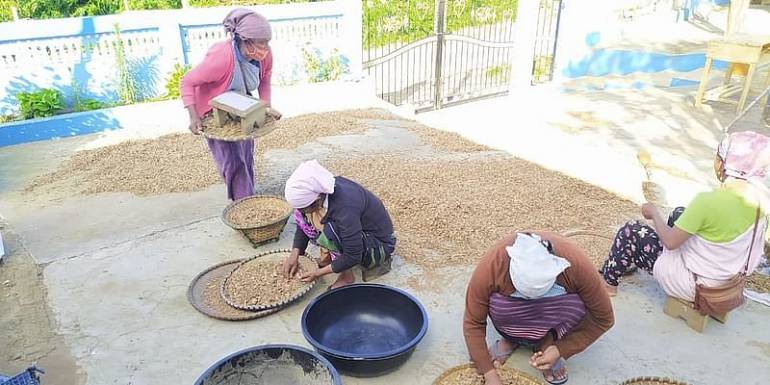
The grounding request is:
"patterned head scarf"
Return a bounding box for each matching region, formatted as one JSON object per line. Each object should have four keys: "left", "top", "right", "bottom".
{"left": 223, "top": 8, "right": 272, "bottom": 41}
{"left": 284, "top": 160, "right": 336, "bottom": 209}
{"left": 717, "top": 131, "right": 770, "bottom": 183}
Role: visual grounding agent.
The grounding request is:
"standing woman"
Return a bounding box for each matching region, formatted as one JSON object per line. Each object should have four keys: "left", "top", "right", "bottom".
{"left": 180, "top": 8, "right": 282, "bottom": 201}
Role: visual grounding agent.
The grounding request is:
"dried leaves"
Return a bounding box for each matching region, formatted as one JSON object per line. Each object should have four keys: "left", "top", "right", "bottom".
{"left": 327, "top": 155, "right": 636, "bottom": 267}
{"left": 223, "top": 256, "right": 313, "bottom": 308}
{"left": 226, "top": 197, "right": 290, "bottom": 228}
{"left": 747, "top": 272, "right": 770, "bottom": 294}
{"left": 436, "top": 365, "right": 541, "bottom": 385}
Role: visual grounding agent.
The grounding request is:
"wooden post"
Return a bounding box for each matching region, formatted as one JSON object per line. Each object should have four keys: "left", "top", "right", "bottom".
{"left": 726, "top": 0, "right": 751, "bottom": 36}
{"left": 695, "top": 57, "right": 714, "bottom": 107}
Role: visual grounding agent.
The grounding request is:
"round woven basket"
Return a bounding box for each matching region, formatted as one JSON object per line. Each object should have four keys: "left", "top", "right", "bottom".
{"left": 187, "top": 259, "right": 280, "bottom": 321}
{"left": 201, "top": 115, "right": 279, "bottom": 142}
{"left": 220, "top": 249, "right": 316, "bottom": 311}
{"left": 619, "top": 377, "right": 691, "bottom": 385}
{"left": 432, "top": 363, "right": 544, "bottom": 385}
{"left": 222, "top": 195, "right": 292, "bottom": 247}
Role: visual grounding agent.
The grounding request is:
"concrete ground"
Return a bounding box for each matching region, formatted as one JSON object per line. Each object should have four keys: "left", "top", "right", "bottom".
{"left": 1, "top": 81, "right": 770, "bottom": 385}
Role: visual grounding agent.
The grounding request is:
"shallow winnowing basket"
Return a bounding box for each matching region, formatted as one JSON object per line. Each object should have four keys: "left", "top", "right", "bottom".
{"left": 432, "top": 363, "right": 544, "bottom": 385}
{"left": 619, "top": 377, "right": 691, "bottom": 385}
{"left": 221, "top": 195, "right": 292, "bottom": 247}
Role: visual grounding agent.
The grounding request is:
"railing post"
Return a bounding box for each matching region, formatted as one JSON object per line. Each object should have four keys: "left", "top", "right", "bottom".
{"left": 509, "top": 0, "right": 540, "bottom": 90}
{"left": 156, "top": 13, "right": 187, "bottom": 92}
{"left": 340, "top": 0, "right": 363, "bottom": 79}
{"left": 433, "top": 0, "right": 447, "bottom": 110}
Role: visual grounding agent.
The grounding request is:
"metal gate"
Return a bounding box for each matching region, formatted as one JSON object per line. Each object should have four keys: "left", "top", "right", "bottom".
{"left": 531, "top": 0, "right": 563, "bottom": 85}
{"left": 363, "top": 0, "right": 517, "bottom": 112}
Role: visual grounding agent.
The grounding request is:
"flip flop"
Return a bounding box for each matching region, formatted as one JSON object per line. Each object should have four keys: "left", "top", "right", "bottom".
{"left": 489, "top": 339, "right": 518, "bottom": 364}
{"left": 543, "top": 358, "right": 568, "bottom": 385}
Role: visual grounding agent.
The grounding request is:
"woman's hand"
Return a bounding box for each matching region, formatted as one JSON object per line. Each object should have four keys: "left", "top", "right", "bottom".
{"left": 300, "top": 264, "right": 333, "bottom": 283}
{"left": 529, "top": 345, "right": 560, "bottom": 371}
{"left": 187, "top": 107, "right": 202, "bottom": 135}
{"left": 300, "top": 268, "right": 321, "bottom": 283}
{"left": 282, "top": 248, "right": 301, "bottom": 278}
{"left": 483, "top": 369, "right": 503, "bottom": 385}
{"left": 641, "top": 203, "right": 659, "bottom": 220}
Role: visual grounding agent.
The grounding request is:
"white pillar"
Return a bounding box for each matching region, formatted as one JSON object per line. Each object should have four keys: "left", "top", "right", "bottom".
{"left": 340, "top": 0, "right": 363, "bottom": 79}
{"left": 509, "top": 0, "right": 541, "bottom": 90}
{"left": 11, "top": 6, "right": 19, "bottom": 21}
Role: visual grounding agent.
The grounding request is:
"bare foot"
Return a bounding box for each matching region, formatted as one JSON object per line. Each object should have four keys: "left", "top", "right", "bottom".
{"left": 604, "top": 283, "right": 618, "bottom": 297}
{"left": 330, "top": 270, "right": 355, "bottom": 290}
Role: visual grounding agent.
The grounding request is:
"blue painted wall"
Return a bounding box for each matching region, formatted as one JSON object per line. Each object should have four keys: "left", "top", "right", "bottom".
{"left": 562, "top": 49, "right": 728, "bottom": 79}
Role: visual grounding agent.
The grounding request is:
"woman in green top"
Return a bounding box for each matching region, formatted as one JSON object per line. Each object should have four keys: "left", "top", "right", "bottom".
{"left": 600, "top": 131, "right": 770, "bottom": 301}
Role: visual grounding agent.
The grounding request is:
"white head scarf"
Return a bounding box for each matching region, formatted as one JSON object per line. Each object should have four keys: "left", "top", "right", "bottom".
{"left": 507, "top": 233, "right": 571, "bottom": 299}
{"left": 284, "top": 160, "right": 336, "bottom": 209}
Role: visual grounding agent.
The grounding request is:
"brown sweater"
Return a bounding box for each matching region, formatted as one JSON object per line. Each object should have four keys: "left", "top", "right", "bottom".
{"left": 463, "top": 231, "right": 614, "bottom": 375}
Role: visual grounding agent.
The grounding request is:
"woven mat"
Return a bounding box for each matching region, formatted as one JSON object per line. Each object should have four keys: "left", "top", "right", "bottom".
{"left": 200, "top": 115, "right": 279, "bottom": 142}
{"left": 432, "top": 363, "right": 544, "bottom": 385}
{"left": 187, "top": 259, "right": 279, "bottom": 321}
{"left": 220, "top": 249, "right": 316, "bottom": 311}
{"left": 619, "top": 376, "right": 691, "bottom": 385}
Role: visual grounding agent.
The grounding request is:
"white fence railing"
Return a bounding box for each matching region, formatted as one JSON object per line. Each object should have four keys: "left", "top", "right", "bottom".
{"left": 0, "top": 0, "right": 362, "bottom": 116}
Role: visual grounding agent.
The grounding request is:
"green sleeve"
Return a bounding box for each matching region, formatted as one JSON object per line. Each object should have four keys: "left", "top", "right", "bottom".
{"left": 674, "top": 193, "right": 709, "bottom": 235}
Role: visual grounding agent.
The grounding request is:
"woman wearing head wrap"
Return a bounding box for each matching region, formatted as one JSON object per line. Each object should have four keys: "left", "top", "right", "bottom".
{"left": 281, "top": 160, "right": 397, "bottom": 289}
{"left": 179, "top": 8, "right": 282, "bottom": 201}
{"left": 464, "top": 232, "right": 614, "bottom": 385}
{"left": 600, "top": 131, "right": 770, "bottom": 302}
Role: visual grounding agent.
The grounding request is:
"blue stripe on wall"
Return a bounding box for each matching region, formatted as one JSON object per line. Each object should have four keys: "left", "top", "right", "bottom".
{"left": 562, "top": 49, "right": 728, "bottom": 78}
{"left": 0, "top": 110, "right": 121, "bottom": 147}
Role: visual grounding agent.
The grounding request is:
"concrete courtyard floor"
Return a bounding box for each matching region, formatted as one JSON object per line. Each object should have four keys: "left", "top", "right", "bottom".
{"left": 1, "top": 81, "right": 769, "bottom": 385}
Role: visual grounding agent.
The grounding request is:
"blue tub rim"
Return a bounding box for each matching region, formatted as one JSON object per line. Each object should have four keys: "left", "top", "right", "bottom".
{"left": 192, "top": 343, "right": 342, "bottom": 385}
{"left": 301, "top": 283, "right": 429, "bottom": 360}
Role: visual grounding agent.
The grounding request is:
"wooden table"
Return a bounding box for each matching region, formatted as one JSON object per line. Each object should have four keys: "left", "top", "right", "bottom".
{"left": 695, "top": 34, "right": 770, "bottom": 113}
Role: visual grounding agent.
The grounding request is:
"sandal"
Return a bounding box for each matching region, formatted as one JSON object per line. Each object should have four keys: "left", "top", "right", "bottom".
{"left": 488, "top": 339, "right": 518, "bottom": 364}
{"left": 543, "top": 358, "right": 568, "bottom": 385}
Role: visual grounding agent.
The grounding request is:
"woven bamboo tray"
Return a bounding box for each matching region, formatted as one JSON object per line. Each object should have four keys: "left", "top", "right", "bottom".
{"left": 221, "top": 195, "right": 292, "bottom": 248}
{"left": 187, "top": 259, "right": 280, "bottom": 321}
{"left": 619, "top": 377, "right": 691, "bottom": 385}
{"left": 200, "top": 114, "right": 279, "bottom": 142}
{"left": 432, "top": 363, "right": 544, "bottom": 385}
{"left": 220, "top": 249, "right": 316, "bottom": 311}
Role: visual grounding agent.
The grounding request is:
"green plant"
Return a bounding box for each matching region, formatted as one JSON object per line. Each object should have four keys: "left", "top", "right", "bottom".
{"left": 16, "top": 88, "right": 65, "bottom": 119}
{"left": 164, "top": 63, "right": 191, "bottom": 99}
{"left": 532, "top": 55, "right": 554, "bottom": 82}
{"left": 113, "top": 24, "right": 137, "bottom": 105}
{"left": 363, "top": 0, "right": 517, "bottom": 48}
{"left": 0, "top": 113, "right": 19, "bottom": 123}
{"left": 75, "top": 98, "right": 106, "bottom": 112}
{"left": 486, "top": 64, "right": 511, "bottom": 81}
{"left": 0, "top": 0, "right": 16, "bottom": 22}
{"left": 302, "top": 47, "right": 348, "bottom": 83}
{"left": 127, "top": 0, "right": 181, "bottom": 10}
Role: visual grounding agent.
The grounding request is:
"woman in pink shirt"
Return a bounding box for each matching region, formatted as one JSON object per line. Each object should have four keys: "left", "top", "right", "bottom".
{"left": 180, "top": 8, "right": 281, "bottom": 201}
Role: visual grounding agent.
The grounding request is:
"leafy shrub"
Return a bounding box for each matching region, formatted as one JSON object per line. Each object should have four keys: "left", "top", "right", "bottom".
{"left": 74, "top": 98, "right": 107, "bottom": 112}
{"left": 16, "top": 88, "right": 65, "bottom": 119}
{"left": 164, "top": 63, "right": 191, "bottom": 99}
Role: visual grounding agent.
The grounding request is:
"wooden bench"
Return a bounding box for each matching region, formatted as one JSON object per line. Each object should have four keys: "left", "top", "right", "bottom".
{"left": 663, "top": 296, "right": 728, "bottom": 332}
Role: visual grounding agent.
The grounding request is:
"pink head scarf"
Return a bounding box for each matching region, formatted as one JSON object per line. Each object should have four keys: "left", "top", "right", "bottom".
{"left": 285, "top": 160, "right": 336, "bottom": 209}
{"left": 717, "top": 131, "right": 770, "bottom": 183}
{"left": 223, "top": 8, "right": 272, "bottom": 41}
